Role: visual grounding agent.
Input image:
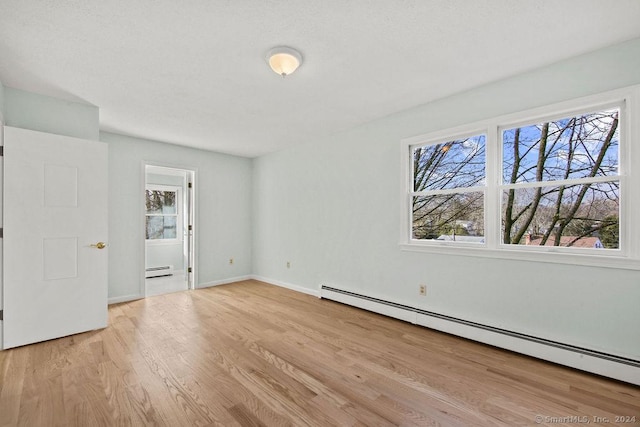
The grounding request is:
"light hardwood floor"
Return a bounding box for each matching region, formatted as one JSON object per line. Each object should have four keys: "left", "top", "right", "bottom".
{"left": 0, "top": 280, "right": 638, "bottom": 426}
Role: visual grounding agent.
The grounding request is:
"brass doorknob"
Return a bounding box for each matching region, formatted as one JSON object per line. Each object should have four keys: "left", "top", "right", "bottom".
{"left": 90, "top": 242, "right": 107, "bottom": 249}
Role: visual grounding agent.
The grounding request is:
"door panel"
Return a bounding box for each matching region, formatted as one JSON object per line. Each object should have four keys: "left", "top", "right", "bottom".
{"left": 3, "top": 126, "right": 108, "bottom": 349}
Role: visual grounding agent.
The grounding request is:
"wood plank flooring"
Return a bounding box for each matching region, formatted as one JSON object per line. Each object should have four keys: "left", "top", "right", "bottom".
{"left": 1, "top": 280, "right": 638, "bottom": 426}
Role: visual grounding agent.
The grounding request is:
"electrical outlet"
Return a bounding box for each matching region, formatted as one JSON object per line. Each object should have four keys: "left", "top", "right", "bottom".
{"left": 286, "top": 261, "right": 291, "bottom": 268}
{"left": 229, "top": 258, "right": 234, "bottom": 265}
{"left": 419, "top": 285, "right": 427, "bottom": 296}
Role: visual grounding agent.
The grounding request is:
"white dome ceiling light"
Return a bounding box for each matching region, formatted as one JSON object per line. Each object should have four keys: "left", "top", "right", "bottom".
{"left": 267, "top": 46, "right": 303, "bottom": 77}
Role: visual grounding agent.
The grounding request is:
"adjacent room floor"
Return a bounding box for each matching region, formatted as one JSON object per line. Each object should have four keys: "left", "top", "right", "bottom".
{"left": 145, "top": 271, "right": 188, "bottom": 297}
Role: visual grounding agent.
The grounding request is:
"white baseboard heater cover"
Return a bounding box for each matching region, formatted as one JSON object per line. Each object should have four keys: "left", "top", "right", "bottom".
{"left": 145, "top": 265, "right": 174, "bottom": 278}
{"left": 320, "top": 285, "right": 640, "bottom": 386}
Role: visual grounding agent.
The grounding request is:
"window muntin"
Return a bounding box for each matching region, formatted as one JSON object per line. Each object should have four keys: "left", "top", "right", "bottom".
{"left": 411, "top": 134, "right": 486, "bottom": 243}
{"left": 145, "top": 186, "right": 181, "bottom": 241}
{"left": 500, "top": 108, "right": 620, "bottom": 250}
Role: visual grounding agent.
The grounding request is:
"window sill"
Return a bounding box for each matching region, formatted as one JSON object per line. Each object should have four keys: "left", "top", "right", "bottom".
{"left": 399, "top": 242, "right": 640, "bottom": 270}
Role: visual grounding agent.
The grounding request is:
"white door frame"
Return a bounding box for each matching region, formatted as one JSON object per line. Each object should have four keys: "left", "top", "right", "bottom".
{"left": 141, "top": 161, "right": 197, "bottom": 295}
{"left": 0, "top": 114, "right": 4, "bottom": 350}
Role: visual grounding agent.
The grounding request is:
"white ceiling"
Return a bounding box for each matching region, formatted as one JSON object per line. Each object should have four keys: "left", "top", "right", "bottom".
{"left": 1, "top": 1, "right": 640, "bottom": 158}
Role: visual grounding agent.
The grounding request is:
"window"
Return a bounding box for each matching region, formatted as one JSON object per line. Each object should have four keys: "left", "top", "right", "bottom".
{"left": 501, "top": 109, "right": 619, "bottom": 249}
{"left": 401, "top": 86, "right": 640, "bottom": 268}
{"left": 412, "top": 134, "right": 486, "bottom": 243}
{"left": 145, "top": 185, "right": 182, "bottom": 241}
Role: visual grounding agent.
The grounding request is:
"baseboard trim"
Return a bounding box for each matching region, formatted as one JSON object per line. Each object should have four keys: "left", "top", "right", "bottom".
{"left": 321, "top": 286, "right": 640, "bottom": 386}
{"left": 198, "top": 275, "right": 253, "bottom": 289}
{"left": 108, "top": 294, "right": 143, "bottom": 305}
{"left": 250, "top": 275, "right": 321, "bottom": 297}
{"left": 108, "top": 275, "right": 254, "bottom": 304}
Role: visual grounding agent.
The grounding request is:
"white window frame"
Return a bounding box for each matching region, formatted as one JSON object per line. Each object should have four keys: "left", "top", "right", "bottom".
{"left": 409, "top": 129, "right": 489, "bottom": 248}
{"left": 400, "top": 85, "right": 640, "bottom": 270}
{"left": 145, "top": 184, "right": 183, "bottom": 245}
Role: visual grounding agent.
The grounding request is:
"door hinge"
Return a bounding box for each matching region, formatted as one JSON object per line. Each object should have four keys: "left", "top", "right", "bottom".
{"left": 0, "top": 228, "right": 3, "bottom": 238}
{"left": 0, "top": 146, "right": 4, "bottom": 156}
{"left": 0, "top": 310, "right": 3, "bottom": 321}
{"left": 188, "top": 182, "right": 192, "bottom": 189}
{"left": 188, "top": 225, "right": 192, "bottom": 231}
{"left": 188, "top": 267, "right": 192, "bottom": 273}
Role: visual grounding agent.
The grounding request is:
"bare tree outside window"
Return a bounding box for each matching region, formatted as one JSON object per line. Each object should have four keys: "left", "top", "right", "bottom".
{"left": 145, "top": 189, "right": 179, "bottom": 240}
{"left": 501, "top": 109, "right": 619, "bottom": 249}
{"left": 409, "top": 109, "right": 620, "bottom": 250}
{"left": 412, "top": 135, "right": 486, "bottom": 241}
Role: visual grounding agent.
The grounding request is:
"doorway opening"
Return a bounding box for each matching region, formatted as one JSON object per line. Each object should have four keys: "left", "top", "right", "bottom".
{"left": 144, "top": 165, "right": 195, "bottom": 297}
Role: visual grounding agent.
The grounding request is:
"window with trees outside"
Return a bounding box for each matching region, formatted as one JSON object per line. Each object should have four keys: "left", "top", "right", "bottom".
{"left": 145, "top": 185, "right": 182, "bottom": 242}
{"left": 501, "top": 109, "right": 619, "bottom": 249}
{"left": 401, "top": 87, "right": 640, "bottom": 267}
{"left": 412, "top": 134, "right": 486, "bottom": 243}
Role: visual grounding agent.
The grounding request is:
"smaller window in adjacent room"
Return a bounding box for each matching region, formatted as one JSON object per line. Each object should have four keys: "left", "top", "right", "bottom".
{"left": 145, "top": 185, "right": 181, "bottom": 241}
{"left": 411, "top": 134, "right": 486, "bottom": 243}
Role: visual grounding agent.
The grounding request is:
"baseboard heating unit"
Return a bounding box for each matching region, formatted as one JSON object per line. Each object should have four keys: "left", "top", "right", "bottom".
{"left": 145, "top": 265, "right": 174, "bottom": 278}
{"left": 320, "top": 285, "right": 640, "bottom": 385}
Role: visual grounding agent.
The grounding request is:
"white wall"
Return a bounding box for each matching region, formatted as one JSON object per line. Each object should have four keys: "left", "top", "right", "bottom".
{"left": 147, "top": 172, "right": 184, "bottom": 186}
{"left": 252, "top": 37, "right": 640, "bottom": 361}
{"left": 103, "top": 132, "right": 252, "bottom": 301}
{"left": 3, "top": 87, "right": 99, "bottom": 140}
{"left": 0, "top": 80, "right": 5, "bottom": 117}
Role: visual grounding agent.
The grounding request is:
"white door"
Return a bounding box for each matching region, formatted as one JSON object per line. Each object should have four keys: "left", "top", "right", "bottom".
{"left": 2, "top": 126, "right": 108, "bottom": 349}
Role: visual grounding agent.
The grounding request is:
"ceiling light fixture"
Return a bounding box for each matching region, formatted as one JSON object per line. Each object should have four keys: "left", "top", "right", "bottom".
{"left": 267, "top": 46, "right": 302, "bottom": 77}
